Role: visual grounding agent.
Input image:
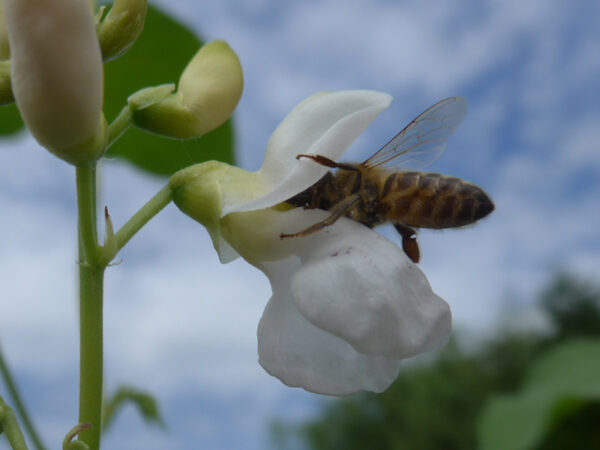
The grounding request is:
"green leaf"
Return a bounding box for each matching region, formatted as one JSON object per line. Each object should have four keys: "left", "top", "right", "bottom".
{"left": 0, "top": 105, "right": 24, "bottom": 136}
{"left": 477, "top": 339, "right": 600, "bottom": 450}
{"left": 102, "top": 385, "right": 165, "bottom": 432}
{"left": 103, "top": 4, "right": 235, "bottom": 175}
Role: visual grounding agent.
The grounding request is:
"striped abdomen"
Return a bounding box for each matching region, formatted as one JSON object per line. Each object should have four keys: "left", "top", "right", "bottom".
{"left": 381, "top": 171, "right": 494, "bottom": 229}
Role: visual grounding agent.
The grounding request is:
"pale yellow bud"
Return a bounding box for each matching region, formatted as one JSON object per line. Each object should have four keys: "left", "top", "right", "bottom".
{"left": 3, "top": 0, "right": 106, "bottom": 165}
{"left": 132, "top": 40, "right": 243, "bottom": 139}
{"left": 98, "top": 0, "right": 147, "bottom": 61}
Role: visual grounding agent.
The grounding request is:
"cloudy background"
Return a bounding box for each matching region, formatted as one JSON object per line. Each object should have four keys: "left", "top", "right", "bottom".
{"left": 1, "top": 0, "right": 599, "bottom": 448}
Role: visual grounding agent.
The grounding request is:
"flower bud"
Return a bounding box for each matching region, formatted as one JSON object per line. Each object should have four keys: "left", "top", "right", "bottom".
{"left": 132, "top": 40, "right": 243, "bottom": 139}
{"left": 97, "top": 0, "right": 147, "bottom": 61}
{"left": 3, "top": 0, "right": 106, "bottom": 165}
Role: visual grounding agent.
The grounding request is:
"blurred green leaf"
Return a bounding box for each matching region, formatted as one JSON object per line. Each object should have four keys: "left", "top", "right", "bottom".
{"left": 104, "top": 4, "right": 235, "bottom": 175}
{"left": 542, "top": 274, "right": 600, "bottom": 339}
{"left": 102, "top": 385, "right": 165, "bottom": 432}
{"left": 0, "top": 105, "right": 24, "bottom": 136}
{"left": 477, "top": 339, "right": 600, "bottom": 450}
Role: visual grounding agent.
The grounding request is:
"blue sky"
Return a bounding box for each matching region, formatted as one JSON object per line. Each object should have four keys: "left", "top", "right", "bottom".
{"left": 1, "top": 0, "right": 599, "bottom": 448}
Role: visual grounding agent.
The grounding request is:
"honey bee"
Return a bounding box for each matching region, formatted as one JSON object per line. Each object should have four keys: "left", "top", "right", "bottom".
{"left": 280, "top": 96, "right": 494, "bottom": 263}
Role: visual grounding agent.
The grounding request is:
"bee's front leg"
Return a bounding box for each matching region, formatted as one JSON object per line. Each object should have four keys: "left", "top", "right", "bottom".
{"left": 296, "top": 154, "right": 360, "bottom": 172}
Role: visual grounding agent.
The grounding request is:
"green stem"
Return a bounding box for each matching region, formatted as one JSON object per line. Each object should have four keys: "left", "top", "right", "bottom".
{"left": 76, "top": 166, "right": 99, "bottom": 262}
{"left": 106, "top": 105, "right": 133, "bottom": 151}
{"left": 75, "top": 165, "right": 104, "bottom": 450}
{"left": 74, "top": 170, "right": 171, "bottom": 448}
{"left": 0, "top": 395, "right": 29, "bottom": 450}
{"left": 77, "top": 264, "right": 104, "bottom": 450}
{"left": 0, "top": 344, "right": 46, "bottom": 449}
{"left": 102, "top": 185, "right": 172, "bottom": 264}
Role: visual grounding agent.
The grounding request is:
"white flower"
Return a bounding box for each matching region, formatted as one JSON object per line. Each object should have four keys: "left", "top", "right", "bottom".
{"left": 170, "top": 90, "right": 451, "bottom": 395}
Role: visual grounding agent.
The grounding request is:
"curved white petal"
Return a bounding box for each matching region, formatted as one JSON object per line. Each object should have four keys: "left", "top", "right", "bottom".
{"left": 216, "top": 236, "right": 240, "bottom": 263}
{"left": 290, "top": 224, "right": 452, "bottom": 359}
{"left": 221, "top": 90, "right": 392, "bottom": 216}
{"left": 224, "top": 208, "right": 450, "bottom": 358}
{"left": 257, "top": 258, "right": 402, "bottom": 395}
{"left": 223, "top": 207, "right": 450, "bottom": 394}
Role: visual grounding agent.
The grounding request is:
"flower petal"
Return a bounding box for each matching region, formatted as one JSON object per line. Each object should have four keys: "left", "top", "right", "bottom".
{"left": 221, "top": 90, "right": 392, "bottom": 216}
{"left": 223, "top": 207, "right": 450, "bottom": 394}
{"left": 222, "top": 209, "right": 450, "bottom": 358}
{"left": 290, "top": 223, "right": 452, "bottom": 359}
{"left": 257, "top": 258, "right": 402, "bottom": 395}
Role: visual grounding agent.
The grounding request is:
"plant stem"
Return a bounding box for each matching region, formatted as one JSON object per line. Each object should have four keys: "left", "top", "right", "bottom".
{"left": 75, "top": 165, "right": 104, "bottom": 450}
{"left": 0, "top": 345, "right": 46, "bottom": 450}
{"left": 77, "top": 263, "right": 104, "bottom": 450}
{"left": 74, "top": 170, "right": 172, "bottom": 448}
{"left": 76, "top": 166, "right": 99, "bottom": 262}
{"left": 0, "top": 395, "right": 29, "bottom": 450}
{"left": 106, "top": 105, "right": 133, "bottom": 151}
{"left": 109, "top": 185, "right": 173, "bottom": 259}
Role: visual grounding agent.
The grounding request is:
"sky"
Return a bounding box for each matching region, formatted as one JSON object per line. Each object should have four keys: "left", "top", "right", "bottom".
{"left": 1, "top": 0, "right": 600, "bottom": 448}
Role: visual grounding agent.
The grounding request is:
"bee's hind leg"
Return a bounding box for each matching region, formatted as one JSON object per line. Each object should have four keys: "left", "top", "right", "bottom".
{"left": 394, "top": 223, "right": 421, "bottom": 263}
{"left": 280, "top": 194, "right": 361, "bottom": 239}
{"left": 296, "top": 154, "right": 360, "bottom": 172}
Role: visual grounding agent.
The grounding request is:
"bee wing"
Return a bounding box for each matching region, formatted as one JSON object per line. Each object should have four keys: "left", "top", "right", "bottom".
{"left": 362, "top": 96, "right": 467, "bottom": 170}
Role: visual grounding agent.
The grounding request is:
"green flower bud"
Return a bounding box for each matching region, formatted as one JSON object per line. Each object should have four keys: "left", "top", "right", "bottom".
{"left": 4, "top": 0, "right": 106, "bottom": 165}
{"left": 97, "top": 0, "right": 147, "bottom": 61}
{"left": 132, "top": 40, "right": 243, "bottom": 139}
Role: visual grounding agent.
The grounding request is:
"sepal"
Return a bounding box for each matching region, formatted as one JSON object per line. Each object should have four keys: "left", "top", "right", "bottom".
{"left": 127, "top": 84, "right": 175, "bottom": 110}
{"left": 170, "top": 162, "right": 227, "bottom": 252}
{"left": 170, "top": 161, "right": 262, "bottom": 259}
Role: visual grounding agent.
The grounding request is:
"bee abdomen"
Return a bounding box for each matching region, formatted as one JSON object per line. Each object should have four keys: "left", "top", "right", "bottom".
{"left": 384, "top": 172, "right": 494, "bottom": 229}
